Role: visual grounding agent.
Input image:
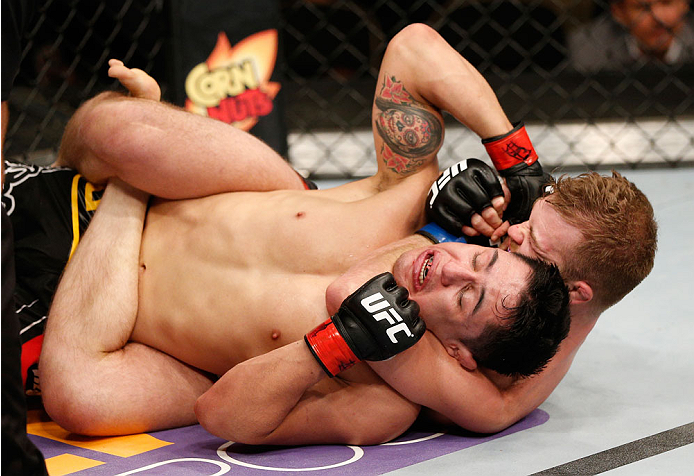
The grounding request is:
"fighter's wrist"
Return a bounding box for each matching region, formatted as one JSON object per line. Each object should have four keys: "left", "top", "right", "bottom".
{"left": 304, "top": 318, "right": 359, "bottom": 377}
{"left": 482, "top": 122, "right": 538, "bottom": 171}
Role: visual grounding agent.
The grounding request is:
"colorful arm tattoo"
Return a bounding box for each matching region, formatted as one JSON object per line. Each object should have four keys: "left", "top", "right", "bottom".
{"left": 375, "top": 75, "right": 443, "bottom": 175}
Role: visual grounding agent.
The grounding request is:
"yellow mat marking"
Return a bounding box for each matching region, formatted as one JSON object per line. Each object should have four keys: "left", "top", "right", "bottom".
{"left": 27, "top": 410, "right": 173, "bottom": 457}
{"left": 45, "top": 453, "right": 104, "bottom": 476}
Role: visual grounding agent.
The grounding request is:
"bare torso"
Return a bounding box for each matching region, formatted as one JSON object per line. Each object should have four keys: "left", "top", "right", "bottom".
{"left": 130, "top": 167, "right": 588, "bottom": 437}
{"left": 133, "top": 173, "right": 435, "bottom": 377}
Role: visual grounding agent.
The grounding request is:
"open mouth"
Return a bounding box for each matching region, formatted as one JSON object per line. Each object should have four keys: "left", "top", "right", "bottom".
{"left": 419, "top": 254, "right": 434, "bottom": 285}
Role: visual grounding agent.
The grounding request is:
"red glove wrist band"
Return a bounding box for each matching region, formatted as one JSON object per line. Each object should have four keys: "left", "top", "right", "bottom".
{"left": 304, "top": 318, "right": 359, "bottom": 377}
{"left": 482, "top": 122, "right": 538, "bottom": 171}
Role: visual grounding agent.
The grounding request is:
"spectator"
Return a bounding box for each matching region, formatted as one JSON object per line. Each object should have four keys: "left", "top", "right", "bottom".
{"left": 569, "top": 0, "right": 694, "bottom": 72}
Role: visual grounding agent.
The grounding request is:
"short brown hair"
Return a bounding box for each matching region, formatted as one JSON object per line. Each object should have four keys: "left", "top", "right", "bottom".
{"left": 464, "top": 254, "right": 570, "bottom": 378}
{"left": 546, "top": 171, "right": 657, "bottom": 310}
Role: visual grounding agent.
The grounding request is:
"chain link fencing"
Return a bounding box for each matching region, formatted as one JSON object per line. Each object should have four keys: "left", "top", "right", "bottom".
{"left": 4, "top": 0, "right": 694, "bottom": 178}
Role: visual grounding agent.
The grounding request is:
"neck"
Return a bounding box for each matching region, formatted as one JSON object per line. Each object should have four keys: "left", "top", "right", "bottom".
{"left": 568, "top": 305, "right": 601, "bottom": 344}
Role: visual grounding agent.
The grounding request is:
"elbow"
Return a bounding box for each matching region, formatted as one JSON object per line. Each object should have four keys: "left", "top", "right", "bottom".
{"left": 194, "top": 392, "right": 230, "bottom": 440}
{"left": 347, "top": 426, "right": 409, "bottom": 446}
{"left": 388, "top": 23, "right": 440, "bottom": 54}
{"left": 443, "top": 395, "right": 525, "bottom": 435}
{"left": 470, "top": 418, "right": 515, "bottom": 435}
{"left": 386, "top": 24, "right": 441, "bottom": 69}
{"left": 195, "top": 392, "right": 271, "bottom": 445}
{"left": 39, "top": 351, "right": 99, "bottom": 435}
{"left": 340, "top": 403, "right": 421, "bottom": 446}
{"left": 463, "top": 406, "right": 526, "bottom": 435}
{"left": 42, "top": 394, "right": 89, "bottom": 435}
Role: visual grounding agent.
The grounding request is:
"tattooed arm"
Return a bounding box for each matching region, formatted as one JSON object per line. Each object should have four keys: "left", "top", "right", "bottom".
{"left": 372, "top": 23, "right": 514, "bottom": 181}
{"left": 364, "top": 24, "right": 547, "bottom": 433}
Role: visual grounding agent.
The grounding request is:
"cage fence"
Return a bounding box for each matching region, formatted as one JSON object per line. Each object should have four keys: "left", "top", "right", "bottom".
{"left": 4, "top": 0, "right": 693, "bottom": 177}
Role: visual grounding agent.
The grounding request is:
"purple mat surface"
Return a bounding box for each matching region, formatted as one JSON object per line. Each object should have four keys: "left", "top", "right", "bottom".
{"left": 31, "top": 409, "right": 548, "bottom": 475}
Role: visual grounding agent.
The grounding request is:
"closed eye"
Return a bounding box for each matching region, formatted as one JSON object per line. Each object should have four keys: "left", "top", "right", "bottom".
{"left": 528, "top": 226, "right": 544, "bottom": 260}
{"left": 458, "top": 284, "right": 471, "bottom": 308}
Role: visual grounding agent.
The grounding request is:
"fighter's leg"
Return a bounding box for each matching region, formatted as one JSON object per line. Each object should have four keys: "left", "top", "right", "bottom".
{"left": 39, "top": 180, "right": 212, "bottom": 436}
{"left": 56, "top": 85, "right": 304, "bottom": 198}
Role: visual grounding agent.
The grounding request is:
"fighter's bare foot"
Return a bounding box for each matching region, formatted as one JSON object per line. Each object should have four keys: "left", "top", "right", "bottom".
{"left": 108, "top": 59, "right": 161, "bottom": 101}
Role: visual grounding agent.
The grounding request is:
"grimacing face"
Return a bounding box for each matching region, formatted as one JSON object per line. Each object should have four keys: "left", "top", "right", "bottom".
{"left": 392, "top": 242, "right": 530, "bottom": 356}
{"left": 612, "top": 0, "right": 690, "bottom": 54}
{"left": 500, "top": 198, "right": 583, "bottom": 274}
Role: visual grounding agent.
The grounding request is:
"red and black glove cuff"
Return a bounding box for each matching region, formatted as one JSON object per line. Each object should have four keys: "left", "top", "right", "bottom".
{"left": 482, "top": 122, "right": 538, "bottom": 171}
{"left": 304, "top": 318, "right": 359, "bottom": 377}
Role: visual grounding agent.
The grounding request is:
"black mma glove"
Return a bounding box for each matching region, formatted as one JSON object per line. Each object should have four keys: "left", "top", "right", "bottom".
{"left": 425, "top": 158, "right": 503, "bottom": 236}
{"left": 305, "top": 273, "right": 425, "bottom": 377}
{"left": 482, "top": 122, "right": 552, "bottom": 224}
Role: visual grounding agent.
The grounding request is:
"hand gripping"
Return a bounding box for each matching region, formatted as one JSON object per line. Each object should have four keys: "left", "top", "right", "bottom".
{"left": 425, "top": 158, "right": 503, "bottom": 234}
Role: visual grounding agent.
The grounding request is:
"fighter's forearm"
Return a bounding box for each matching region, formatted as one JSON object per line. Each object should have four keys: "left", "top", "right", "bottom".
{"left": 41, "top": 179, "right": 150, "bottom": 432}
{"left": 197, "top": 338, "right": 421, "bottom": 446}
{"left": 367, "top": 333, "right": 521, "bottom": 434}
{"left": 43, "top": 179, "right": 149, "bottom": 353}
{"left": 195, "top": 341, "right": 326, "bottom": 444}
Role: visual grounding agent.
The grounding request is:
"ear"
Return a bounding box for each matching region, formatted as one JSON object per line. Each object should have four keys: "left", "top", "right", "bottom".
{"left": 568, "top": 280, "right": 593, "bottom": 305}
{"left": 446, "top": 343, "right": 478, "bottom": 371}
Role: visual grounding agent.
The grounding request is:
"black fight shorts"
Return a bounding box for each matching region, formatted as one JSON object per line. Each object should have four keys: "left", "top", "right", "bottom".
{"left": 2, "top": 161, "right": 101, "bottom": 395}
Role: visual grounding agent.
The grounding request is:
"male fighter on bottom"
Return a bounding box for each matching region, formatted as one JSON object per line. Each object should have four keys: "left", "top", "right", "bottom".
{"left": 23, "top": 27, "right": 570, "bottom": 444}
{"left": 39, "top": 172, "right": 568, "bottom": 444}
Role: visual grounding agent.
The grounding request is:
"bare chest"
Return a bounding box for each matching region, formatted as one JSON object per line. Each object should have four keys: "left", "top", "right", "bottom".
{"left": 132, "top": 189, "right": 421, "bottom": 374}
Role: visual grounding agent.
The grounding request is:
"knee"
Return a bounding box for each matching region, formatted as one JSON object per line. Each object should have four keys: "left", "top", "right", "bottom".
{"left": 80, "top": 92, "right": 134, "bottom": 138}
{"left": 81, "top": 93, "right": 164, "bottom": 158}
{"left": 59, "top": 92, "right": 143, "bottom": 179}
{"left": 384, "top": 24, "right": 448, "bottom": 77}
{"left": 73, "top": 92, "right": 128, "bottom": 132}
{"left": 58, "top": 92, "right": 125, "bottom": 171}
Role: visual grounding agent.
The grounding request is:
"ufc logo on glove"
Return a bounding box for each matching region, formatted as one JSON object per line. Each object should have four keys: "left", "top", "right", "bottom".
{"left": 361, "top": 292, "right": 414, "bottom": 343}
{"left": 304, "top": 273, "right": 425, "bottom": 377}
{"left": 427, "top": 160, "right": 469, "bottom": 207}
